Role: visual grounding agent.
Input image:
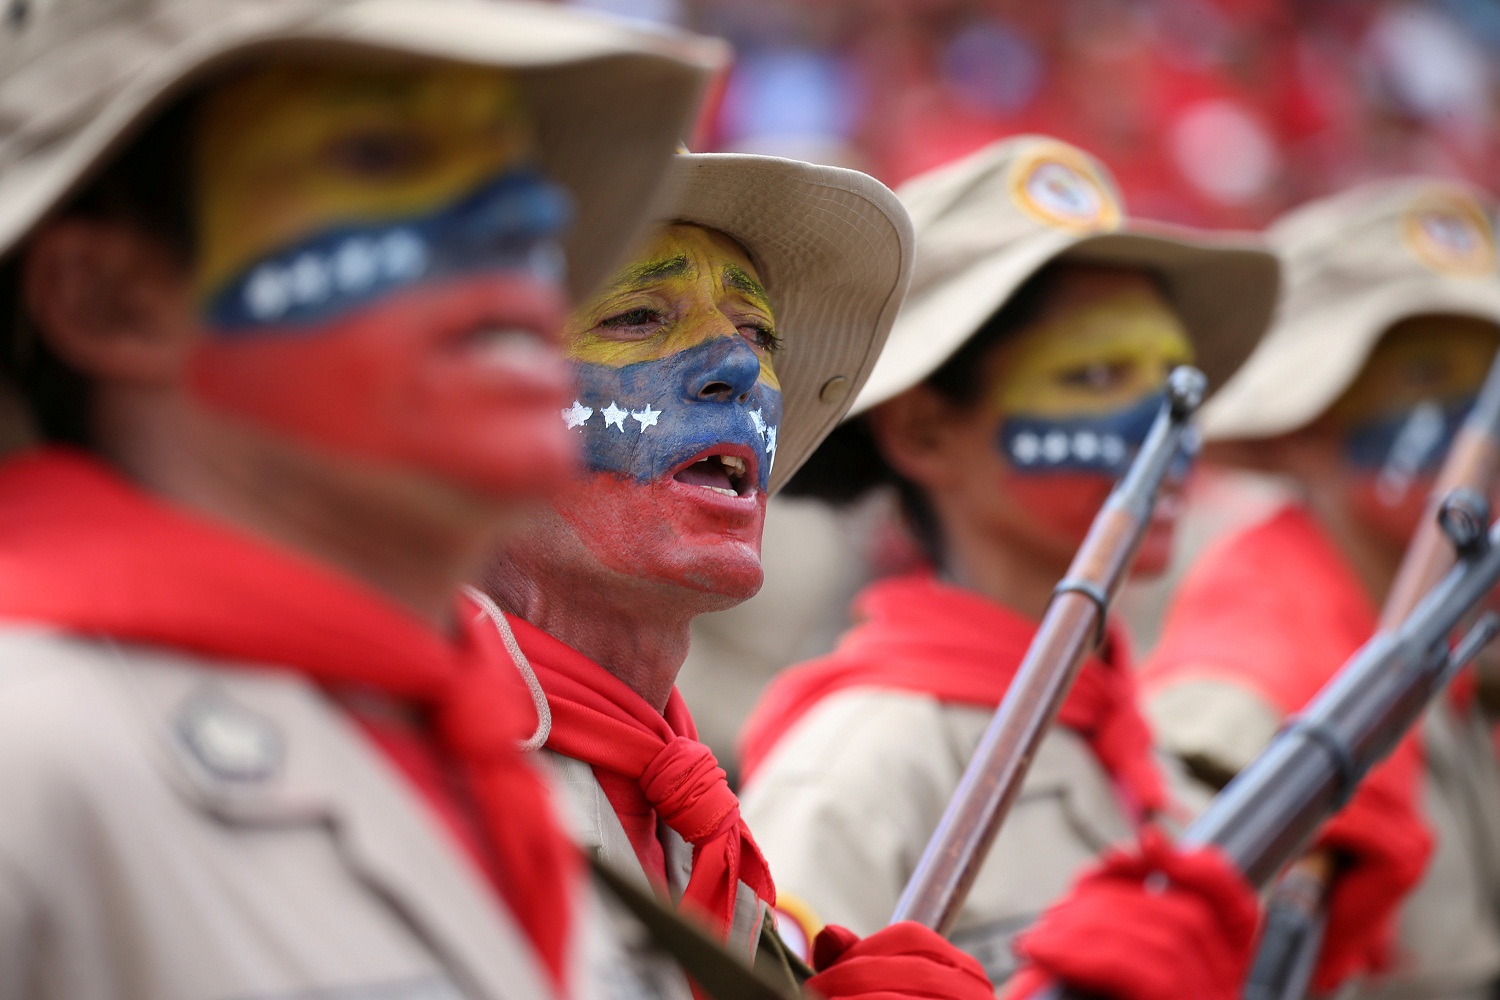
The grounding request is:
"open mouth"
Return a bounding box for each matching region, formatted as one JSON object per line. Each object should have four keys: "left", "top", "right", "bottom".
{"left": 671, "top": 449, "right": 756, "bottom": 498}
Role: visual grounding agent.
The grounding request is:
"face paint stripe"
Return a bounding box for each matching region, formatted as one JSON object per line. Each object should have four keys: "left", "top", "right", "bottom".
{"left": 568, "top": 337, "right": 783, "bottom": 491}
{"left": 206, "top": 167, "right": 572, "bottom": 333}
{"left": 1000, "top": 390, "right": 1195, "bottom": 480}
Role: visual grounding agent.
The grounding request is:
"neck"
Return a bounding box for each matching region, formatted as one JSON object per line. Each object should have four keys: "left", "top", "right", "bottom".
{"left": 938, "top": 516, "right": 1064, "bottom": 622}
{"left": 1304, "top": 490, "right": 1404, "bottom": 609}
{"left": 97, "top": 395, "right": 492, "bottom": 632}
{"left": 485, "top": 534, "right": 699, "bottom": 712}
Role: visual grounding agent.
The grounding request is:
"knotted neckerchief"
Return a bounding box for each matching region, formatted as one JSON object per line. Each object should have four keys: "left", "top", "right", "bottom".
{"left": 739, "top": 572, "right": 1168, "bottom": 822}
{"left": 505, "top": 614, "right": 776, "bottom": 944}
{"left": 0, "top": 448, "right": 580, "bottom": 992}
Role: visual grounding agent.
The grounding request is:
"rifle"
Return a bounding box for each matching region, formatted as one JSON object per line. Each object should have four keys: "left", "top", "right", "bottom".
{"left": 891, "top": 365, "right": 1208, "bottom": 932}
{"left": 1245, "top": 350, "right": 1500, "bottom": 1000}
{"left": 1040, "top": 489, "right": 1500, "bottom": 1000}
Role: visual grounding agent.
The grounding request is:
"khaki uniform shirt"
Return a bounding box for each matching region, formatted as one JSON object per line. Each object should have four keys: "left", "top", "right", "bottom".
{"left": 739, "top": 689, "right": 1206, "bottom": 988}
{"left": 1150, "top": 680, "right": 1500, "bottom": 1000}
{"left": 541, "top": 750, "right": 803, "bottom": 999}
{"left": 0, "top": 627, "right": 599, "bottom": 1000}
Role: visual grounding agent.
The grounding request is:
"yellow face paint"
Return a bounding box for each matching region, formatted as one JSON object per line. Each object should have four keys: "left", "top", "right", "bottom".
{"left": 194, "top": 59, "right": 545, "bottom": 313}
{"left": 567, "top": 224, "right": 781, "bottom": 391}
{"left": 987, "top": 272, "right": 1194, "bottom": 420}
{"left": 1330, "top": 316, "right": 1500, "bottom": 429}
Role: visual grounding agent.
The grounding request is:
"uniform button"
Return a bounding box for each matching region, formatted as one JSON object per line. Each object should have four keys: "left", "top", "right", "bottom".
{"left": 177, "top": 692, "right": 282, "bottom": 782}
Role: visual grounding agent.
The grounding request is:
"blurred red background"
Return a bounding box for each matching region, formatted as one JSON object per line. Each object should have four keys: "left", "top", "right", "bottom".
{"left": 570, "top": 0, "right": 1500, "bottom": 228}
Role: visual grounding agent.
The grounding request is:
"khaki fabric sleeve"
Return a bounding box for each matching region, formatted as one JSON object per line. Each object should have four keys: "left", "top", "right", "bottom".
{"left": 0, "top": 857, "right": 36, "bottom": 1000}
{"left": 1145, "top": 676, "right": 1283, "bottom": 788}
{"left": 740, "top": 690, "right": 967, "bottom": 938}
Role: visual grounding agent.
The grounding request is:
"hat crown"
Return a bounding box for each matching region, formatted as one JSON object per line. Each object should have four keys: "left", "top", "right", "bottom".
{"left": 899, "top": 135, "right": 1125, "bottom": 299}
{"left": 1272, "top": 177, "right": 1499, "bottom": 321}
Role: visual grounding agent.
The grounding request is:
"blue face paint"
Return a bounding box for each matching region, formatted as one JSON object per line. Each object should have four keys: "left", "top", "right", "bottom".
{"left": 562, "top": 336, "right": 783, "bottom": 493}
{"left": 998, "top": 390, "right": 1199, "bottom": 481}
{"left": 205, "top": 166, "right": 573, "bottom": 334}
{"left": 1344, "top": 396, "right": 1472, "bottom": 505}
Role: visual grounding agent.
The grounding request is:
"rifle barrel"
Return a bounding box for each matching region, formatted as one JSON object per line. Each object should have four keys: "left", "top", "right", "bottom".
{"left": 1043, "top": 507, "right": 1500, "bottom": 1000}
{"left": 890, "top": 367, "right": 1207, "bottom": 933}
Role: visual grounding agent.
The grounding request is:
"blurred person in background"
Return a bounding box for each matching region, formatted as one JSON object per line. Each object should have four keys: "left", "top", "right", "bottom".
{"left": 735, "top": 136, "right": 1427, "bottom": 998}
{"left": 470, "top": 150, "right": 1008, "bottom": 1000}
{"left": 0, "top": 1, "right": 721, "bottom": 997}
{"left": 1145, "top": 178, "right": 1500, "bottom": 1000}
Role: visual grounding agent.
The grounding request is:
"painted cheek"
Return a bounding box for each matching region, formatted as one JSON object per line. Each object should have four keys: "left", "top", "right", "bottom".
{"left": 997, "top": 390, "right": 1198, "bottom": 481}
{"left": 201, "top": 167, "right": 572, "bottom": 333}
{"left": 553, "top": 470, "right": 768, "bottom": 597}
{"left": 189, "top": 274, "right": 577, "bottom": 499}
{"left": 1342, "top": 396, "right": 1472, "bottom": 508}
{"left": 562, "top": 337, "right": 784, "bottom": 492}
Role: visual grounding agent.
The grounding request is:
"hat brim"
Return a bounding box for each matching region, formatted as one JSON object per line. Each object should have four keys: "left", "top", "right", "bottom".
{"left": 0, "top": 0, "right": 727, "bottom": 299}
{"left": 850, "top": 222, "right": 1280, "bottom": 416}
{"left": 1202, "top": 276, "right": 1500, "bottom": 442}
{"left": 669, "top": 153, "right": 914, "bottom": 493}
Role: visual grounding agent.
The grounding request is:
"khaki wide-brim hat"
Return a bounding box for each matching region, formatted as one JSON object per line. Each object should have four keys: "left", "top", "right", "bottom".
{"left": 849, "top": 135, "right": 1280, "bottom": 417}
{"left": 0, "top": 0, "right": 728, "bottom": 300}
{"left": 669, "top": 153, "right": 915, "bottom": 493}
{"left": 1203, "top": 177, "right": 1500, "bottom": 442}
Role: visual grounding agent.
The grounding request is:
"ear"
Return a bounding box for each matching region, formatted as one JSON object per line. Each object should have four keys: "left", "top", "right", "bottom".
{"left": 867, "top": 385, "right": 971, "bottom": 491}
{"left": 20, "top": 218, "right": 195, "bottom": 387}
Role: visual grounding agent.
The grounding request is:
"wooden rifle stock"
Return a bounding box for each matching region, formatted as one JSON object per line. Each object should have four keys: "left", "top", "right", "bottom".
{"left": 1043, "top": 492, "right": 1500, "bottom": 1000}
{"left": 1247, "top": 350, "right": 1500, "bottom": 1000}
{"left": 890, "top": 366, "right": 1208, "bottom": 934}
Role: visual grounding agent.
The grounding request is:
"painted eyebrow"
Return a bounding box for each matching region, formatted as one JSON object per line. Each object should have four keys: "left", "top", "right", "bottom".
{"left": 613, "top": 254, "right": 691, "bottom": 289}
{"left": 723, "top": 263, "right": 772, "bottom": 310}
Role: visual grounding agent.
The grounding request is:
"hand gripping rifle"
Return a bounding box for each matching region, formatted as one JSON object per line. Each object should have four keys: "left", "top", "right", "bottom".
{"left": 1039, "top": 490, "right": 1500, "bottom": 1000}
{"left": 890, "top": 365, "right": 1208, "bottom": 933}
{"left": 1244, "top": 351, "right": 1500, "bottom": 1000}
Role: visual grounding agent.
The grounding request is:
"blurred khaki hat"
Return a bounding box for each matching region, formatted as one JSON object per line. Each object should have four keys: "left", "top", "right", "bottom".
{"left": 670, "top": 153, "right": 914, "bottom": 492}
{"left": 1203, "top": 177, "right": 1500, "bottom": 441}
{"left": 0, "top": 0, "right": 728, "bottom": 299}
{"left": 849, "top": 135, "right": 1280, "bottom": 417}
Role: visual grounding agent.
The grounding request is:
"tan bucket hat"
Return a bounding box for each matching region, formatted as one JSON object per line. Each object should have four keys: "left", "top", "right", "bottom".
{"left": 669, "top": 153, "right": 914, "bottom": 492}
{"left": 0, "top": 0, "right": 728, "bottom": 300}
{"left": 1202, "top": 177, "right": 1500, "bottom": 442}
{"left": 849, "top": 135, "right": 1280, "bottom": 417}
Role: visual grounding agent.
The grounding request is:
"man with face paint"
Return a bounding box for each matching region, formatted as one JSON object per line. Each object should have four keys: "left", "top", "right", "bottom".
{"left": 471, "top": 153, "right": 1002, "bottom": 1000}
{"left": 733, "top": 138, "right": 1425, "bottom": 1000}
{"left": 1144, "top": 179, "right": 1500, "bottom": 1000}
{"left": 0, "top": 1, "right": 723, "bottom": 998}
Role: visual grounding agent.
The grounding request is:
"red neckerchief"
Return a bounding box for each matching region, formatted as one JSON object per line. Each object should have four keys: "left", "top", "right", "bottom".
{"left": 1143, "top": 506, "right": 1380, "bottom": 716}
{"left": 505, "top": 614, "right": 775, "bottom": 948}
{"left": 0, "top": 448, "right": 578, "bottom": 993}
{"left": 738, "top": 572, "right": 1168, "bottom": 821}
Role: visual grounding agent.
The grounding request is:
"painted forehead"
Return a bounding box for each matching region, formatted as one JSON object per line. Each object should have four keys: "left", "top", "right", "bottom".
{"left": 193, "top": 59, "right": 536, "bottom": 298}
{"left": 989, "top": 272, "right": 1194, "bottom": 415}
{"left": 1334, "top": 316, "right": 1500, "bottom": 419}
{"left": 602, "top": 225, "right": 771, "bottom": 310}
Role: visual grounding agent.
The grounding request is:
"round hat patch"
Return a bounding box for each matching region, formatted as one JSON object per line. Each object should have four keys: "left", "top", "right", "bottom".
{"left": 1008, "top": 145, "right": 1122, "bottom": 233}
{"left": 1402, "top": 196, "right": 1497, "bottom": 277}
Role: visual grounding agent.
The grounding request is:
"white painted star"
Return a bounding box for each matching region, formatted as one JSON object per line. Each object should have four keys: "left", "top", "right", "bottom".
{"left": 561, "top": 400, "right": 593, "bottom": 429}
{"left": 1011, "top": 432, "right": 1041, "bottom": 464}
{"left": 602, "top": 401, "right": 628, "bottom": 431}
{"left": 1073, "top": 431, "right": 1100, "bottom": 461}
{"left": 1042, "top": 431, "right": 1070, "bottom": 463}
{"left": 1101, "top": 435, "right": 1127, "bottom": 465}
{"left": 765, "top": 424, "right": 778, "bottom": 459}
{"left": 749, "top": 408, "right": 767, "bottom": 439}
{"left": 631, "top": 404, "right": 661, "bottom": 431}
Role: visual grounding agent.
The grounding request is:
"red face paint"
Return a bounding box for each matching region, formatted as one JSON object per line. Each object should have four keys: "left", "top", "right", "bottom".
{"left": 553, "top": 469, "right": 769, "bottom": 599}
{"left": 191, "top": 274, "right": 574, "bottom": 498}
{"left": 189, "top": 62, "right": 576, "bottom": 503}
